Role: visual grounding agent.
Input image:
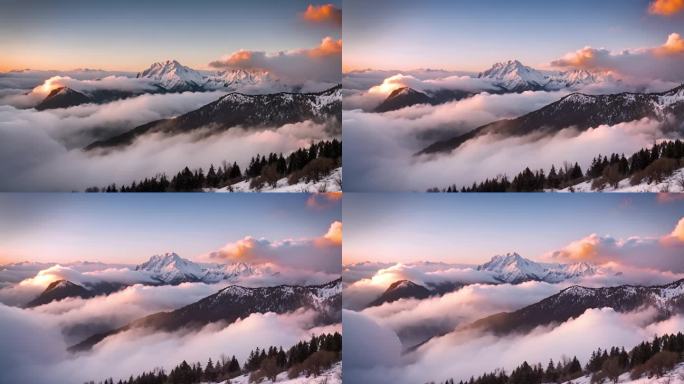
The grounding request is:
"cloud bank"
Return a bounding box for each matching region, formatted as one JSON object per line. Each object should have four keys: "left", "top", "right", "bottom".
{"left": 209, "top": 37, "right": 342, "bottom": 84}
{"left": 551, "top": 33, "right": 684, "bottom": 82}
{"left": 207, "top": 221, "right": 342, "bottom": 274}
{"left": 548, "top": 217, "right": 684, "bottom": 273}
{"left": 649, "top": 0, "right": 684, "bottom": 15}
{"left": 0, "top": 92, "right": 336, "bottom": 190}
{"left": 0, "top": 295, "right": 338, "bottom": 383}
{"left": 303, "top": 4, "right": 342, "bottom": 27}
{"left": 344, "top": 87, "right": 674, "bottom": 191}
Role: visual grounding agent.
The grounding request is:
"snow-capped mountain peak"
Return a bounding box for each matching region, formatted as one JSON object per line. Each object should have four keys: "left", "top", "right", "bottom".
{"left": 135, "top": 252, "right": 204, "bottom": 284}
{"left": 478, "top": 60, "right": 604, "bottom": 92}
{"left": 477, "top": 253, "right": 599, "bottom": 284}
{"left": 135, "top": 252, "right": 262, "bottom": 285}
{"left": 479, "top": 60, "right": 548, "bottom": 91}
{"left": 136, "top": 60, "right": 204, "bottom": 91}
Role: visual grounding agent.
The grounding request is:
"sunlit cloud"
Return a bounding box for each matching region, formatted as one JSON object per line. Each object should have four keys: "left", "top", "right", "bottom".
{"left": 208, "top": 37, "right": 342, "bottom": 83}
{"left": 548, "top": 217, "right": 684, "bottom": 272}
{"left": 207, "top": 221, "right": 342, "bottom": 273}
{"left": 551, "top": 33, "right": 684, "bottom": 81}
{"left": 306, "top": 192, "right": 342, "bottom": 210}
{"left": 322, "top": 220, "right": 343, "bottom": 245}
{"left": 302, "top": 4, "right": 342, "bottom": 27}
{"left": 648, "top": 0, "right": 684, "bottom": 15}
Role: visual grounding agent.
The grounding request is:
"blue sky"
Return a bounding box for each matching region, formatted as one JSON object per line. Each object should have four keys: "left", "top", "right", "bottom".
{"left": 0, "top": 0, "right": 341, "bottom": 71}
{"left": 343, "top": 193, "right": 684, "bottom": 264}
{"left": 344, "top": 0, "right": 684, "bottom": 71}
{"left": 0, "top": 193, "right": 341, "bottom": 264}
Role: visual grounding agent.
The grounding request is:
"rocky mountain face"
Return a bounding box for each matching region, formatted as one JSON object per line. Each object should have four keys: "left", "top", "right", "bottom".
{"left": 85, "top": 84, "right": 342, "bottom": 150}
{"left": 419, "top": 84, "right": 684, "bottom": 155}
{"left": 69, "top": 279, "right": 342, "bottom": 352}
{"left": 467, "top": 279, "right": 684, "bottom": 336}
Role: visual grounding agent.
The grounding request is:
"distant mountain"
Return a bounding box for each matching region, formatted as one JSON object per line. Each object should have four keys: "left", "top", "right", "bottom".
{"left": 35, "top": 87, "right": 91, "bottom": 110}
{"left": 25, "top": 280, "right": 93, "bottom": 308}
{"left": 419, "top": 84, "right": 684, "bottom": 155}
{"left": 467, "top": 279, "right": 684, "bottom": 336}
{"left": 477, "top": 253, "right": 598, "bottom": 284}
{"left": 374, "top": 87, "right": 475, "bottom": 113}
{"left": 135, "top": 252, "right": 260, "bottom": 285}
{"left": 85, "top": 85, "right": 342, "bottom": 150}
{"left": 368, "top": 280, "right": 431, "bottom": 307}
{"left": 477, "top": 60, "right": 601, "bottom": 92}
{"left": 203, "top": 68, "right": 282, "bottom": 91}
{"left": 374, "top": 87, "right": 435, "bottom": 112}
{"left": 69, "top": 279, "right": 342, "bottom": 352}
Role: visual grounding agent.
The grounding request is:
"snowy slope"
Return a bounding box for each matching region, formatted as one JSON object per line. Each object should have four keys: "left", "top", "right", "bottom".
{"left": 561, "top": 362, "right": 684, "bottom": 384}
{"left": 477, "top": 253, "right": 598, "bottom": 283}
{"left": 559, "top": 168, "right": 684, "bottom": 193}
{"left": 211, "top": 362, "right": 342, "bottom": 384}
{"left": 212, "top": 167, "right": 342, "bottom": 193}
{"left": 135, "top": 252, "right": 263, "bottom": 284}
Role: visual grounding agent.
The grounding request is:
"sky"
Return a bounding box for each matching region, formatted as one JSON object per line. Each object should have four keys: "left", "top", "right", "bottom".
{"left": 0, "top": 0, "right": 341, "bottom": 72}
{"left": 0, "top": 193, "right": 341, "bottom": 264}
{"left": 343, "top": 0, "right": 684, "bottom": 72}
{"left": 343, "top": 193, "right": 684, "bottom": 264}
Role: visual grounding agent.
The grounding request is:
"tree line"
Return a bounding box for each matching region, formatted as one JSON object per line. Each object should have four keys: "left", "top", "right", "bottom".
{"left": 86, "top": 139, "right": 341, "bottom": 192}
{"left": 85, "top": 332, "right": 341, "bottom": 384}
{"left": 431, "top": 139, "right": 684, "bottom": 192}
{"left": 430, "top": 331, "right": 684, "bottom": 384}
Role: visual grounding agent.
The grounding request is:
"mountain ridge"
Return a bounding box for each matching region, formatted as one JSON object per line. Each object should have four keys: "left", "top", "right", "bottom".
{"left": 85, "top": 84, "right": 342, "bottom": 150}
{"left": 69, "top": 278, "right": 342, "bottom": 352}
{"left": 419, "top": 83, "right": 684, "bottom": 155}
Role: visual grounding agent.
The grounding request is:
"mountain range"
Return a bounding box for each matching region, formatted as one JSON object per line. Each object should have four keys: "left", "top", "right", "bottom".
{"left": 466, "top": 278, "right": 684, "bottom": 336}
{"left": 477, "top": 253, "right": 598, "bottom": 284}
{"left": 85, "top": 84, "right": 342, "bottom": 150}
{"left": 419, "top": 83, "right": 684, "bottom": 155}
{"left": 69, "top": 278, "right": 342, "bottom": 352}
{"left": 366, "top": 253, "right": 600, "bottom": 308}
{"left": 135, "top": 59, "right": 284, "bottom": 93}
{"left": 33, "top": 59, "right": 297, "bottom": 110}
{"left": 22, "top": 253, "right": 269, "bottom": 308}
{"left": 400, "top": 277, "right": 684, "bottom": 353}
{"left": 477, "top": 60, "right": 601, "bottom": 92}
{"left": 373, "top": 60, "right": 606, "bottom": 113}
{"left": 134, "top": 252, "right": 262, "bottom": 285}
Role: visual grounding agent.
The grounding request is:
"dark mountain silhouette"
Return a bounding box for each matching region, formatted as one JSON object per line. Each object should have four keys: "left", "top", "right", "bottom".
{"left": 35, "top": 87, "right": 92, "bottom": 110}
{"left": 25, "top": 280, "right": 93, "bottom": 307}
{"left": 368, "top": 280, "right": 431, "bottom": 307}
